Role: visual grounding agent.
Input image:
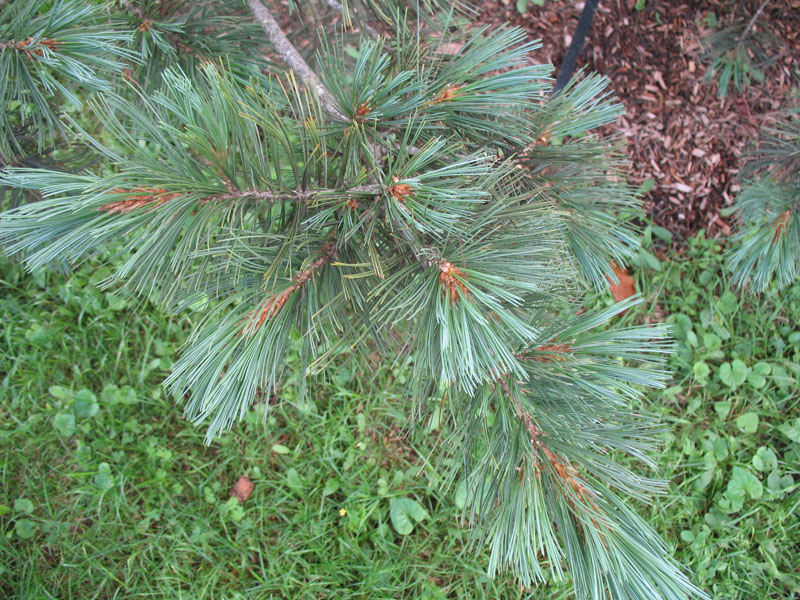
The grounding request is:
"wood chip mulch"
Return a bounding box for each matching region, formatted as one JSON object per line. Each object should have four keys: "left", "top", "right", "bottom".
{"left": 480, "top": 0, "right": 800, "bottom": 242}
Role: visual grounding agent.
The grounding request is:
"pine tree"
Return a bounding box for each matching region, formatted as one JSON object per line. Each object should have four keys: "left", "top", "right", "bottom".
{"left": 725, "top": 94, "right": 800, "bottom": 292}
{"left": 0, "top": 1, "right": 707, "bottom": 598}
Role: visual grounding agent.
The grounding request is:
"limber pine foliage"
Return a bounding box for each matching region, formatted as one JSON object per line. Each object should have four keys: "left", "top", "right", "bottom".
{"left": 0, "top": 1, "right": 706, "bottom": 598}
{"left": 724, "top": 95, "right": 800, "bottom": 292}
{"left": 0, "top": 0, "right": 134, "bottom": 207}
{"left": 701, "top": 0, "right": 775, "bottom": 97}
{"left": 0, "top": 0, "right": 267, "bottom": 207}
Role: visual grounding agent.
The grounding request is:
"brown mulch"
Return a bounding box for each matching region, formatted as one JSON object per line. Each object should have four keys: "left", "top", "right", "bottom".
{"left": 480, "top": 0, "right": 800, "bottom": 241}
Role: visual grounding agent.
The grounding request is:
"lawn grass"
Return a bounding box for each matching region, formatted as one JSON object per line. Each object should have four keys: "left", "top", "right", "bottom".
{"left": 1, "top": 234, "right": 799, "bottom": 599}
{"left": 0, "top": 254, "right": 560, "bottom": 599}
{"left": 621, "top": 233, "right": 800, "bottom": 600}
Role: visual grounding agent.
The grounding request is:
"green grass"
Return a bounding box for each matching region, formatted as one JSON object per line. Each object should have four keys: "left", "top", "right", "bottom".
{"left": 622, "top": 232, "right": 800, "bottom": 600}
{"left": 1, "top": 233, "right": 799, "bottom": 599}
{"left": 0, "top": 254, "right": 567, "bottom": 599}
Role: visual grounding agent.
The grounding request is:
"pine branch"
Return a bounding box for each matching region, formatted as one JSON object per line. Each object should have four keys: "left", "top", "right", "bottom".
{"left": 0, "top": 16, "right": 705, "bottom": 597}
{"left": 741, "top": 0, "right": 771, "bottom": 40}
{"left": 207, "top": 185, "right": 381, "bottom": 204}
{"left": 246, "top": 0, "right": 348, "bottom": 121}
{"left": 244, "top": 242, "right": 338, "bottom": 334}
{"left": 94, "top": 185, "right": 385, "bottom": 214}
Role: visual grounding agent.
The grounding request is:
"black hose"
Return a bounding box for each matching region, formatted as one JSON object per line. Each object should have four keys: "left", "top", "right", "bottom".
{"left": 552, "top": 0, "right": 600, "bottom": 96}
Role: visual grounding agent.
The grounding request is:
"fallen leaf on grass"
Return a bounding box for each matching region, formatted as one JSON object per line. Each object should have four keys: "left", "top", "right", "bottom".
{"left": 230, "top": 475, "right": 254, "bottom": 503}
{"left": 606, "top": 262, "right": 636, "bottom": 303}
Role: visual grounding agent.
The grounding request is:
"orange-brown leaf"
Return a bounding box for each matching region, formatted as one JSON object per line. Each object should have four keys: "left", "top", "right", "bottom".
{"left": 434, "top": 84, "right": 462, "bottom": 103}
{"left": 230, "top": 475, "right": 254, "bottom": 503}
{"left": 354, "top": 102, "right": 372, "bottom": 120}
{"left": 439, "top": 260, "right": 468, "bottom": 303}
{"left": 99, "top": 187, "right": 180, "bottom": 214}
{"left": 11, "top": 36, "right": 61, "bottom": 57}
{"left": 528, "top": 343, "right": 572, "bottom": 362}
{"left": 606, "top": 262, "right": 636, "bottom": 303}
{"left": 249, "top": 287, "right": 294, "bottom": 331}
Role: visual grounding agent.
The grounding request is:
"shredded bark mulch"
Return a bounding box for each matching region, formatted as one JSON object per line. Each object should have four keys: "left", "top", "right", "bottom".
{"left": 480, "top": 0, "right": 800, "bottom": 241}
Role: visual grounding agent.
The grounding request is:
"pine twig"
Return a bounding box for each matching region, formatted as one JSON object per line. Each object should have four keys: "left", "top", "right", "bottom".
{"left": 246, "top": 0, "right": 348, "bottom": 122}
{"left": 96, "top": 185, "right": 382, "bottom": 214}
{"left": 245, "top": 242, "right": 339, "bottom": 333}
{"left": 207, "top": 185, "right": 380, "bottom": 203}
{"left": 741, "top": 0, "right": 771, "bottom": 40}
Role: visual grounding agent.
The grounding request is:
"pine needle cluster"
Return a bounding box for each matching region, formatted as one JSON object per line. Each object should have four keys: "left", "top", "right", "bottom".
{"left": 701, "top": 0, "right": 776, "bottom": 97}
{"left": 725, "top": 95, "right": 800, "bottom": 291}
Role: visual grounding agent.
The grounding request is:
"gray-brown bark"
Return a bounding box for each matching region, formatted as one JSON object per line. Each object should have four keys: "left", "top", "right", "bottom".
{"left": 246, "top": 0, "right": 348, "bottom": 122}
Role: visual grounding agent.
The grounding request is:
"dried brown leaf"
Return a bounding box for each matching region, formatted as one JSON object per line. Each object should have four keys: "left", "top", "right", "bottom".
{"left": 230, "top": 475, "right": 254, "bottom": 503}
{"left": 606, "top": 262, "right": 636, "bottom": 303}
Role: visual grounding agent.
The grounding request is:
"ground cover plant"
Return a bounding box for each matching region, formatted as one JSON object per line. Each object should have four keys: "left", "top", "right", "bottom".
{"left": 626, "top": 233, "right": 800, "bottom": 600}
{"left": 2, "top": 235, "right": 799, "bottom": 599}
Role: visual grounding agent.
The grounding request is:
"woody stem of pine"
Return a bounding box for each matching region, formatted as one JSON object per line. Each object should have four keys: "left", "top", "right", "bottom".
{"left": 741, "top": 0, "right": 771, "bottom": 40}
{"left": 208, "top": 185, "right": 380, "bottom": 203}
{"left": 246, "top": 0, "right": 348, "bottom": 122}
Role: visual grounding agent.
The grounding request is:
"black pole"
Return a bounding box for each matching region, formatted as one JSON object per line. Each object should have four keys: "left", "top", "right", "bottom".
{"left": 552, "top": 0, "right": 600, "bottom": 96}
